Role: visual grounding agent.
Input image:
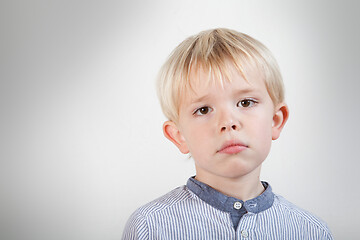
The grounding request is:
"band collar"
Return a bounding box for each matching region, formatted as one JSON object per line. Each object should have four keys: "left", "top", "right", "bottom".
{"left": 186, "top": 177, "right": 274, "bottom": 214}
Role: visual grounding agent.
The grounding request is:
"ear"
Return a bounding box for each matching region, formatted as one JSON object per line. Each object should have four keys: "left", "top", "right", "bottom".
{"left": 163, "top": 121, "right": 189, "bottom": 154}
{"left": 272, "top": 103, "right": 289, "bottom": 140}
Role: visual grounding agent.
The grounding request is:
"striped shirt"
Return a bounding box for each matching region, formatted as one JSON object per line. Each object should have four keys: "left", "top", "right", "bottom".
{"left": 122, "top": 177, "right": 333, "bottom": 239}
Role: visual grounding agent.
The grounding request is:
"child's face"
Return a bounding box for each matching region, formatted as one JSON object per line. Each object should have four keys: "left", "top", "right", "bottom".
{"left": 164, "top": 64, "right": 288, "bottom": 181}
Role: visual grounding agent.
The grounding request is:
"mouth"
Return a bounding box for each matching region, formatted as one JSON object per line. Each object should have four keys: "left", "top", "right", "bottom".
{"left": 217, "top": 140, "right": 248, "bottom": 154}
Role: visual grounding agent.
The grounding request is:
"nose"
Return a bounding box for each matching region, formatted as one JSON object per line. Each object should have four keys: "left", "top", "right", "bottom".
{"left": 220, "top": 123, "right": 239, "bottom": 132}
{"left": 219, "top": 110, "right": 241, "bottom": 133}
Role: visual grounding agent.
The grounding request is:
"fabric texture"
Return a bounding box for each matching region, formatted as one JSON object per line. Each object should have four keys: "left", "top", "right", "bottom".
{"left": 186, "top": 177, "right": 273, "bottom": 229}
{"left": 122, "top": 178, "right": 333, "bottom": 240}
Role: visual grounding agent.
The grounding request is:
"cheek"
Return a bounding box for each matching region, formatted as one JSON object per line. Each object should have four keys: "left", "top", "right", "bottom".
{"left": 248, "top": 119, "right": 273, "bottom": 161}
{"left": 250, "top": 116, "right": 273, "bottom": 143}
{"left": 182, "top": 125, "right": 209, "bottom": 150}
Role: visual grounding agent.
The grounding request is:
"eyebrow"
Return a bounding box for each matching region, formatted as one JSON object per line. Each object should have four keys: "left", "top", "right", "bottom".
{"left": 190, "top": 88, "right": 257, "bottom": 104}
{"left": 233, "top": 88, "right": 258, "bottom": 96}
{"left": 190, "top": 94, "right": 211, "bottom": 104}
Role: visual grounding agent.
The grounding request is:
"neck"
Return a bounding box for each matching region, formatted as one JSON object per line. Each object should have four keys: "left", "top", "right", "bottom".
{"left": 194, "top": 166, "right": 264, "bottom": 201}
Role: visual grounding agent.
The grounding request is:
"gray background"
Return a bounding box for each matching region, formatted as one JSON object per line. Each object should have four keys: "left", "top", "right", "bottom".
{"left": 1, "top": 0, "right": 359, "bottom": 239}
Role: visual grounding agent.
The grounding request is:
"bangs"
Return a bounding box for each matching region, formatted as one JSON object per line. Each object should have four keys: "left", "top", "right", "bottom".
{"left": 180, "top": 29, "right": 258, "bottom": 99}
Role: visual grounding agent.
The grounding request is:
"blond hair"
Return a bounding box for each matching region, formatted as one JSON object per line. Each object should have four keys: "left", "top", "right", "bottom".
{"left": 156, "top": 28, "right": 284, "bottom": 122}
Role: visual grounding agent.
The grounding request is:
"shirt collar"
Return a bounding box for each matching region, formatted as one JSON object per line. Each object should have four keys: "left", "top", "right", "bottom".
{"left": 186, "top": 176, "right": 274, "bottom": 214}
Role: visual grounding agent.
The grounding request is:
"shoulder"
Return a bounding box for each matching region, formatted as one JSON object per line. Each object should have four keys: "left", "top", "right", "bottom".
{"left": 132, "top": 185, "right": 194, "bottom": 217}
{"left": 271, "top": 194, "right": 333, "bottom": 239}
{"left": 272, "top": 194, "right": 327, "bottom": 227}
{"left": 121, "top": 185, "right": 194, "bottom": 239}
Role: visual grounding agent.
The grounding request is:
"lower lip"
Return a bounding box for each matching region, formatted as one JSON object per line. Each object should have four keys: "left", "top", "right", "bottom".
{"left": 219, "top": 145, "right": 247, "bottom": 154}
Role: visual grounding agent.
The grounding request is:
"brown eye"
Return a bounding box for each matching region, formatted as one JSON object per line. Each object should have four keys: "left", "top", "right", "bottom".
{"left": 238, "top": 99, "right": 257, "bottom": 108}
{"left": 199, "top": 107, "right": 209, "bottom": 115}
{"left": 194, "top": 106, "right": 212, "bottom": 116}
{"left": 241, "top": 100, "right": 250, "bottom": 107}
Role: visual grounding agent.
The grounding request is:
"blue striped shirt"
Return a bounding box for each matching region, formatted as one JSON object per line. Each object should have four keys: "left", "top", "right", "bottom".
{"left": 122, "top": 178, "right": 333, "bottom": 239}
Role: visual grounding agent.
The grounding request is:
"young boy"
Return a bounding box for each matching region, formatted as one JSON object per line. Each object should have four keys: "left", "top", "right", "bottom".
{"left": 122, "top": 28, "right": 333, "bottom": 239}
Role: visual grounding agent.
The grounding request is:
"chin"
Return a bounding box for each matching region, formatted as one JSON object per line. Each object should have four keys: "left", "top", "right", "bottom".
{"left": 220, "top": 163, "right": 261, "bottom": 179}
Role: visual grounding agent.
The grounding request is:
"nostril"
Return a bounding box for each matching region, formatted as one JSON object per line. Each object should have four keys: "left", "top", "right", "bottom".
{"left": 221, "top": 125, "right": 238, "bottom": 132}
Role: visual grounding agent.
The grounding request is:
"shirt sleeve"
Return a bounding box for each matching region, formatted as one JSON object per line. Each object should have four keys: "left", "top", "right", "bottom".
{"left": 121, "top": 211, "right": 149, "bottom": 240}
{"left": 308, "top": 221, "right": 334, "bottom": 240}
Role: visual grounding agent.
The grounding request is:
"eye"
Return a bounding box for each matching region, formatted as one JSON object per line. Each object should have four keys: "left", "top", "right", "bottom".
{"left": 238, "top": 99, "right": 257, "bottom": 108}
{"left": 194, "top": 106, "right": 212, "bottom": 116}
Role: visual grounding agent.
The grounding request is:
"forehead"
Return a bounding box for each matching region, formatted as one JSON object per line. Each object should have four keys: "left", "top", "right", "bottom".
{"left": 183, "top": 62, "right": 266, "bottom": 101}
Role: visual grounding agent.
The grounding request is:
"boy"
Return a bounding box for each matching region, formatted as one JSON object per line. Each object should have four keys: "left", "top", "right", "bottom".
{"left": 122, "top": 28, "right": 333, "bottom": 239}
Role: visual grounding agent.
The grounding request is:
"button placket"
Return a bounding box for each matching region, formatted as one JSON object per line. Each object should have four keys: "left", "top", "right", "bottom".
{"left": 233, "top": 201, "right": 242, "bottom": 210}
{"left": 241, "top": 230, "right": 249, "bottom": 238}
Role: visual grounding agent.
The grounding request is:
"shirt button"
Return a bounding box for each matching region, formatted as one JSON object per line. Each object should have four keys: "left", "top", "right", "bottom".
{"left": 233, "top": 201, "right": 242, "bottom": 209}
{"left": 241, "top": 230, "right": 249, "bottom": 238}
